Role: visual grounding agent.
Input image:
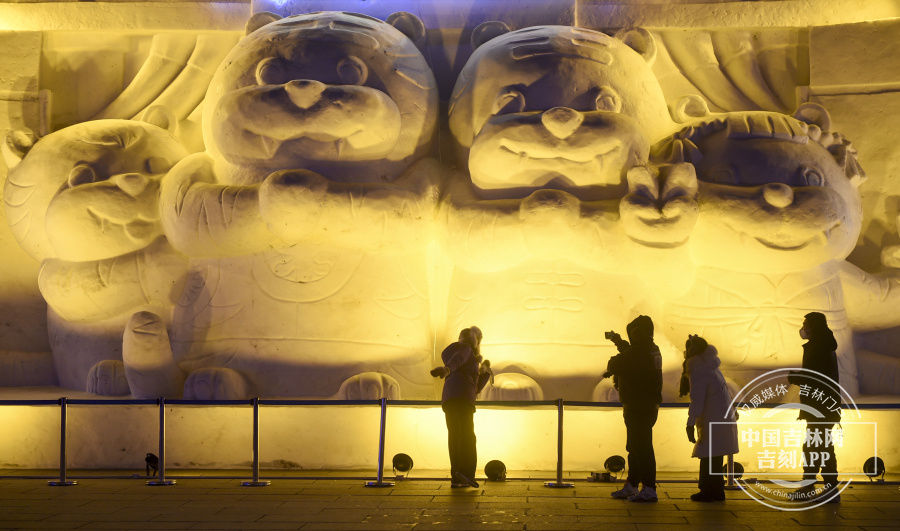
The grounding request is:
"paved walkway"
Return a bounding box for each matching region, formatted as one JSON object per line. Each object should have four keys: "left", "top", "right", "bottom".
{"left": 1, "top": 474, "right": 898, "bottom": 530}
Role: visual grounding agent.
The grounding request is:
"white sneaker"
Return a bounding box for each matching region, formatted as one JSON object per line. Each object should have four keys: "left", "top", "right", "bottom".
{"left": 628, "top": 486, "right": 658, "bottom": 503}
{"left": 611, "top": 482, "right": 638, "bottom": 499}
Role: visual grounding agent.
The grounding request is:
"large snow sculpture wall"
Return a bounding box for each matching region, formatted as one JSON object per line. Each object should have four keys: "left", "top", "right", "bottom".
{"left": 1, "top": 0, "right": 899, "bottom": 401}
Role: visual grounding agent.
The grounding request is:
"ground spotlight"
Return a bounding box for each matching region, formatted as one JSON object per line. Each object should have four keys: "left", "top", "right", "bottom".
{"left": 720, "top": 461, "right": 744, "bottom": 480}
{"left": 589, "top": 455, "right": 626, "bottom": 482}
{"left": 392, "top": 453, "right": 413, "bottom": 479}
{"left": 605, "top": 455, "right": 626, "bottom": 475}
{"left": 485, "top": 459, "right": 507, "bottom": 481}
{"left": 863, "top": 457, "right": 885, "bottom": 483}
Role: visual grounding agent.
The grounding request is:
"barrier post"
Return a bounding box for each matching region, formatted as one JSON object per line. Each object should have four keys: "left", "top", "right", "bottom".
{"left": 147, "top": 398, "right": 175, "bottom": 486}
{"left": 545, "top": 398, "right": 574, "bottom": 488}
{"left": 242, "top": 397, "right": 270, "bottom": 486}
{"left": 365, "top": 397, "right": 394, "bottom": 487}
{"left": 725, "top": 453, "right": 740, "bottom": 490}
{"left": 48, "top": 397, "right": 77, "bottom": 486}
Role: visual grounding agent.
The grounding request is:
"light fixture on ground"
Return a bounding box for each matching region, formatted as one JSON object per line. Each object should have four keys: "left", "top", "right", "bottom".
{"left": 485, "top": 459, "right": 506, "bottom": 481}
{"left": 863, "top": 457, "right": 885, "bottom": 483}
{"left": 590, "top": 454, "right": 626, "bottom": 482}
{"left": 392, "top": 453, "right": 413, "bottom": 479}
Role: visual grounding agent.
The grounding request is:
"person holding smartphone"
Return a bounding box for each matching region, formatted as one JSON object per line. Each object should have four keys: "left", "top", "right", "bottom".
{"left": 603, "top": 315, "right": 663, "bottom": 502}
{"left": 431, "top": 326, "right": 492, "bottom": 488}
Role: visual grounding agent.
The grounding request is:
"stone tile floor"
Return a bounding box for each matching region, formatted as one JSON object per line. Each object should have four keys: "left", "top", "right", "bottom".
{"left": 0, "top": 472, "right": 898, "bottom": 530}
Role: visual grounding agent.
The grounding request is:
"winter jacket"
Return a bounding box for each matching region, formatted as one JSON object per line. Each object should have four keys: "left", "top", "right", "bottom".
{"left": 686, "top": 345, "right": 739, "bottom": 458}
{"left": 441, "top": 341, "right": 490, "bottom": 404}
{"left": 606, "top": 316, "right": 662, "bottom": 406}
{"left": 787, "top": 332, "right": 841, "bottom": 422}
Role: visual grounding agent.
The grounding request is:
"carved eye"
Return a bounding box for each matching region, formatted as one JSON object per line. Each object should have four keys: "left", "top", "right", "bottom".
{"left": 337, "top": 56, "right": 368, "bottom": 85}
{"left": 800, "top": 167, "right": 824, "bottom": 187}
{"left": 144, "top": 157, "right": 170, "bottom": 174}
{"left": 492, "top": 88, "right": 526, "bottom": 115}
{"left": 68, "top": 164, "right": 97, "bottom": 188}
{"left": 594, "top": 86, "right": 622, "bottom": 113}
{"left": 255, "top": 57, "right": 285, "bottom": 85}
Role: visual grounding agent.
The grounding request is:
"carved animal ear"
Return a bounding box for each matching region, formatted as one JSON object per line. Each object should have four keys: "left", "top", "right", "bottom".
{"left": 615, "top": 27, "right": 657, "bottom": 65}
{"left": 671, "top": 94, "right": 711, "bottom": 123}
{"left": 245, "top": 11, "right": 281, "bottom": 35}
{"left": 387, "top": 12, "right": 426, "bottom": 46}
{"left": 141, "top": 105, "right": 177, "bottom": 134}
{"left": 471, "top": 21, "right": 511, "bottom": 49}
{"left": 794, "top": 102, "right": 832, "bottom": 132}
{"left": 2, "top": 128, "right": 36, "bottom": 169}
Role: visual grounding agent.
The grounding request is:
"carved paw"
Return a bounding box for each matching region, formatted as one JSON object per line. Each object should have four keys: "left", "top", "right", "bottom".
{"left": 882, "top": 245, "right": 900, "bottom": 269}
{"left": 259, "top": 169, "right": 329, "bottom": 241}
{"left": 480, "top": 373, "right": 544, "bottom": 401}
{"left": 183, "top": 367, "right": 251, "bottom": 400}
{"left": 519, "top": 189, "right": 581, "bottom": 224}
{"left": 123, "top": 311, "right": 184, "bottom": 399}
{"left": 620, "top": 163, "right": 698, "bottom": 247}
{"left": 86, "top": 360, "right": 131, "bottom": 396}
{"left": 591, "top": 379, "right": 619, "bottom": 402}
{"left": 335, "top": 372, "right": 401, "bottom": 400}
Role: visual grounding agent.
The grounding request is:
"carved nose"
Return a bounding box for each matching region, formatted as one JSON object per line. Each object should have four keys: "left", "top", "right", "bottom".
{"left": 763, "top": 182, "right": 794, "bottom": 208}
{"left": 541, "top": 107, "right": 584, "bottom": 139}
{"left": 285, "top": 79, "right": 327, "bottom": 109}
{"left": 114, "top": 172, "right": 150, "bottom": 197}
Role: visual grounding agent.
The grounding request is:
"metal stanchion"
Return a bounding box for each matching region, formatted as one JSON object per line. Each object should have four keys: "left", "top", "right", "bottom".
{"left": 545, "top": 398, "right": 574, "bottom": 488}
{"left": 242, "top": 397, "right": 270, "bottom": 487}
{"left": 48, "top": 397, "right": 77, "bottom": 486}
{"left": 365, "top": 397, "right": 394, "bottom": 487}
{"left": 147, "top": 398, "right": 175, "bottom": 486}
{"left": 725, "top": 453, "right": 740, "bottom": 490}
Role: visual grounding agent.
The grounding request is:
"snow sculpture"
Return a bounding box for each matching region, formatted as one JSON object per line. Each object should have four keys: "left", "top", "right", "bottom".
{"left": 655, "top": 104, "right": 900, "bottom": 396}
{"left": 3, "top": 118, "right": 189, "bottom": 395}
{"left": 134, "top": 11, "right": 441, "bottom": 399}
{"left": 442, "top": 24, "right": 692, "bottom": 400}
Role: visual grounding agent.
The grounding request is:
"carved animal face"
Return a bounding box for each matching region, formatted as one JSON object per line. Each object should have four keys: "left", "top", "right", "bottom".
{"left": 688, "top": 123, "right": 863, "bottom": 273}
{"left": 203, "top": 11, "right": 437, "bottom": 183}
{"left": 449, "top": 26, "right": 674, "bottom": 195}
{"left": 4, "top": 120, "right": 186, "bottom": 262}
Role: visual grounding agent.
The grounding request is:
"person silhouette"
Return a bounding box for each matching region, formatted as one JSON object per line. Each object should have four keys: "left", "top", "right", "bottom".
{"left": 788, "top": 312, "right": 841, "bottom": 503}
{"left": 680, "top": 334, "right": 738, "bottom": 502}
{"left": 431, "top": 326, "right": 492, "bottom": 488}
{"left": 604, "top": 315, "right": 662, "bottom": 502}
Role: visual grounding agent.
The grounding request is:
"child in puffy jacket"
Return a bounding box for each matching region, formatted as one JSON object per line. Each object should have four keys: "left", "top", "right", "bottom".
{"left": 680, "top": 334, "right": 739, "bottom": 502}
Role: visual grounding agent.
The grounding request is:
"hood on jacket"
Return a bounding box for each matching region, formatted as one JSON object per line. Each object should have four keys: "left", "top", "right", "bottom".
{"left": 626, "top": 315, "right": 654, "bottom": 349}
{"left": 687, "top": 344, "right": 721, "bottom": 372}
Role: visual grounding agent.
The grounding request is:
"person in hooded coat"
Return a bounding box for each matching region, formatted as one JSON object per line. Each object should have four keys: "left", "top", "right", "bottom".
{"left": 680, "top": 334, "right": 739, "bottom": 502}
{"left": 604, "top": 315, "right": 663, "bottom": 502}
{"left": 787, "top": 312, "right": 841, "bottom": 502}
{"left": 431, "top": 326, "right": 492, "bottom": 488}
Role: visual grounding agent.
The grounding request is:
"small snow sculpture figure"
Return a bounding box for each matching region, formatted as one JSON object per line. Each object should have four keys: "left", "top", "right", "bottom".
{"left": 3, "top": 117, "right": 189, "bottom": 396}
{"left": 655, "top": 103, "right": 900, "bottom": 396}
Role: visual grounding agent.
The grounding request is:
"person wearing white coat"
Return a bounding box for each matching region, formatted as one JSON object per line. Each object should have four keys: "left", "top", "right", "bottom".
{"left": 680, "top": 335, "right": 739, "bottom": 502}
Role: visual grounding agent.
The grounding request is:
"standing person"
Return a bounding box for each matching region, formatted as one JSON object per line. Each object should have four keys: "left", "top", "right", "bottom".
{"left": 788, "top": 312, "right": 841, "bottom": 503}
{"left": 604, "top": 315, "right": 662, "bottom": 502}
{"left": 680, "top": 334, "right": 739, "bottom": 502}
{"left": 431, "top": 326, "right": 492, "bottom": 488}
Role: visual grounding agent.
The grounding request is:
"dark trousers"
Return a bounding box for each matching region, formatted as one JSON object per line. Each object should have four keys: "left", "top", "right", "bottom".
{"left": 443, "top": 399, "right": 476, "bottom": 481}
{"left": 699, "top": 455, "right": 724, "bottom": 496}
{"left": 623, "top": 404, "right": 658, "bottom": 489}
{"left": 803, "top": 422, "right": 838, "bottom": 488}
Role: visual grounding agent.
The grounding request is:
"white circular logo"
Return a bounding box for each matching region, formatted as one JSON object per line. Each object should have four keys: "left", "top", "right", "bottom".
{"left": 726, "top": 368, "right": 865, "bottom": 511}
